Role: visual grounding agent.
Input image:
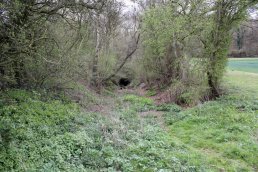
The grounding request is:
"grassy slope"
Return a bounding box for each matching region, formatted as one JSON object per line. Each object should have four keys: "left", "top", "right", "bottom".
{"left": 166, "top": 71, "right": 258, "bottom": 171}
{"left": 0, "top": 62, "right": 257, "bottom": 171}
{"left": 226, "top": 71, "right": 258, "bottom": 98}
{"left": 0, "top": 90, "right": 209, "bottom": 171}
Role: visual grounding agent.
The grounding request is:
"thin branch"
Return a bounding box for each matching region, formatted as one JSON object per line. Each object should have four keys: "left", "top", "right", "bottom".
{"left": 102, "top": 34, "right": 140, "bottom": 82}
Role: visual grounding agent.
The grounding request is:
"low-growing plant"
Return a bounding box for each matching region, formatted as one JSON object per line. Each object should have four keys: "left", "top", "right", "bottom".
{"left": 156, "top": 103, "right": 182, "bottom": 112}
{"left": 0, "top": 89, "right": 211, "bottom": 171}
{"left": 123, "top": 94, "right": 154, "bottom": 105}
{"left": 146, "top": 90, "right": 157, "bottom": 97}
{"left": 123, "top": 94, "right": 155, "bottom": 112}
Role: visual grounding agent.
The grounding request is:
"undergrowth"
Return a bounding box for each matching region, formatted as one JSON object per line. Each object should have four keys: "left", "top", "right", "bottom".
{"left": 123, "top": 94, "right": 181, "bottom": 113}
{"left": 0, "top": 90, "right": 206, "bottom": 171}
{"left": 1, "top": 71, "right": 257, "bottom": 171}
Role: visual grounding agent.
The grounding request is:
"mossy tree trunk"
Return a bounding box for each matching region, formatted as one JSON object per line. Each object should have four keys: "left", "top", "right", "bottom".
{"left": 205, "top": 0, "right": 256, "bottom": 98}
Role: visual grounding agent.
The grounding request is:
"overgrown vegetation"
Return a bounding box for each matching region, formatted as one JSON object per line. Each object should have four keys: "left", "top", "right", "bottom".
{"left": 0, "top": 0, "right": 129, "bottom": 89}
{"left": 1, "top": 0, "right": 256, "bottom": 99}
{"left": 1, "top": 69, "right": 257, "bottom": 171}
{"left": 139, "top": 0, "right": 257, "bottom": 101}
{"left": 1, "top": 0, "right": 258, "bottom": 171}
{"left": 0, "top": 89, "right": 206, "bottom": 171}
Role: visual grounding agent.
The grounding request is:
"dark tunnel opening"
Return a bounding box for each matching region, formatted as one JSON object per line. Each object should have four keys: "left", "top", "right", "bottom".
{"left": 119, "top": 78, "right": 131, "bottom": 88}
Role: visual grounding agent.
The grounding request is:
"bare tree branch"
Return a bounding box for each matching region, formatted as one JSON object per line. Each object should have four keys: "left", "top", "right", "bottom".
{"left": 103, "top": 33, "right": 140, "bottom": 82}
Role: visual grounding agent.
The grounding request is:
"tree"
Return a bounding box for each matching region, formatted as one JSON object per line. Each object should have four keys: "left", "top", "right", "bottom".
{"left": 89, "top": 0, "right": 123, "bottom": 89}
{"left": 0, "top": 0, "right": 105, "bottom": 88}
{"left": 141, "top": 0, "right": 209, "bottom": 86}
{"left": 203, "top": 0, "right": 258, "bottom": 97}
{"left": 140, "top": 0, "right": 258, "bottom": 103}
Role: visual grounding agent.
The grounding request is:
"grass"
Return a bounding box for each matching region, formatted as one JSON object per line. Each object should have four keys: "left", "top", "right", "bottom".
{"left": 225, "top": 71, "right": 258, "bottom": 98}
{"left": 166, "top": 71, "right": 258, "bottom": 171}
{"left": 0, "top": 90, "right": 209, "bottom": 171}
{"left": 0, "top": 61, "right": 257, "bottom": 171}
{"left": 166, "top": 101, "right": 258, "bottom": 171}
{"left": 228, "top": 58, "right": 258, "bottom": 73}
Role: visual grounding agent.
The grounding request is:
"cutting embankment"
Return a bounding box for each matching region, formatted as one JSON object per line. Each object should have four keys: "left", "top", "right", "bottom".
{"left": 0, "top": 60, "right": 257, "bottom": 171}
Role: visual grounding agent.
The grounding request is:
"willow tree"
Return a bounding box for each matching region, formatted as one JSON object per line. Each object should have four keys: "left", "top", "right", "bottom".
{"left": 203, "top": 0, "right": 258, "bottom": 97}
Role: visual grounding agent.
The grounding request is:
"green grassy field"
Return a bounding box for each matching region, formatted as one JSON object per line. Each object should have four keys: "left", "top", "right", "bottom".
{"left": 164, "top": 61, "right": 258, "bottom": 171}
{"left": 166, "top": 70, "right": 258, "bottom": 171}
{"left": 226, "top": 71, "right": 258, "bottom": 98}
{"left": 228, "top": 58, "right": 258, "bottom": 74}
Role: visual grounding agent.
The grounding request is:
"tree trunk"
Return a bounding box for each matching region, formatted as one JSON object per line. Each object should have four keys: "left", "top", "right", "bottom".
{"left": 90, "top": 13, "right": 101, "bottom": 89}
{"left": 206, "top": 1, "right": 227, "bottom": 99}
{"left": 14, "top": 60, "right": 24, "bottom": 88}
{"left": 207, "top": 71, "right": 220, "bottom": 98}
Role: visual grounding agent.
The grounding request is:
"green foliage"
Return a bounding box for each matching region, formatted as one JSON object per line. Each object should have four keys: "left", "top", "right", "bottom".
{"left": 168, "top": 79, "right": 209, "bottom": 106}
{"left": 123, "top": 94, "right": 185, "bottom": 114}
{"left": 138, "top": 2, "right": 211, "bottom": 103}
{"left": 202, "top": 1, "right": 257, "bottom": 96}
{"left": 123, "top": 94, "right": 155, "bottom": 112}
{"left": 0, "top": 1, "right": 122, "bottom": 90}
{"left": 156, "top": 103, "right": 182, "bottom": 112}
{"left": 139, "top": 0, "right": 257, "bottom": 98}
{"left": 146, "top": 89, "right": 157, "bottom": 97}
{"left": 0, "top": 90, "right": 80, "bottom": 171}
{"left": 1, "top": 70, "right": 258, "bottom": 171}
{"left": 98, "top": 52, "right": 118, "bottom": 80}
{"left": 123, "top": 94, "right": 154, "bottom": 105}
{"left": 0, "top": 90, "right": 206, "bottom": 171}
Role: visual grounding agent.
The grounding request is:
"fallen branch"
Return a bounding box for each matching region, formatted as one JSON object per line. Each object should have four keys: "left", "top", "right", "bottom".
{"left": 102, "top": 33, "right": 140, "bottom": 82}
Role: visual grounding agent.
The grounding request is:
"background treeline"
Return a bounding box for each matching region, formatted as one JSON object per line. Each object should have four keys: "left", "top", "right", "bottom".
{"left": 1, "top": 0, "right": 257, "bottom": 104}
{"left": 0, "top": 0, "right": 136, "bottom": 90}
{"left": 230, "top": 19, "right": 258, "bottom": 57}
